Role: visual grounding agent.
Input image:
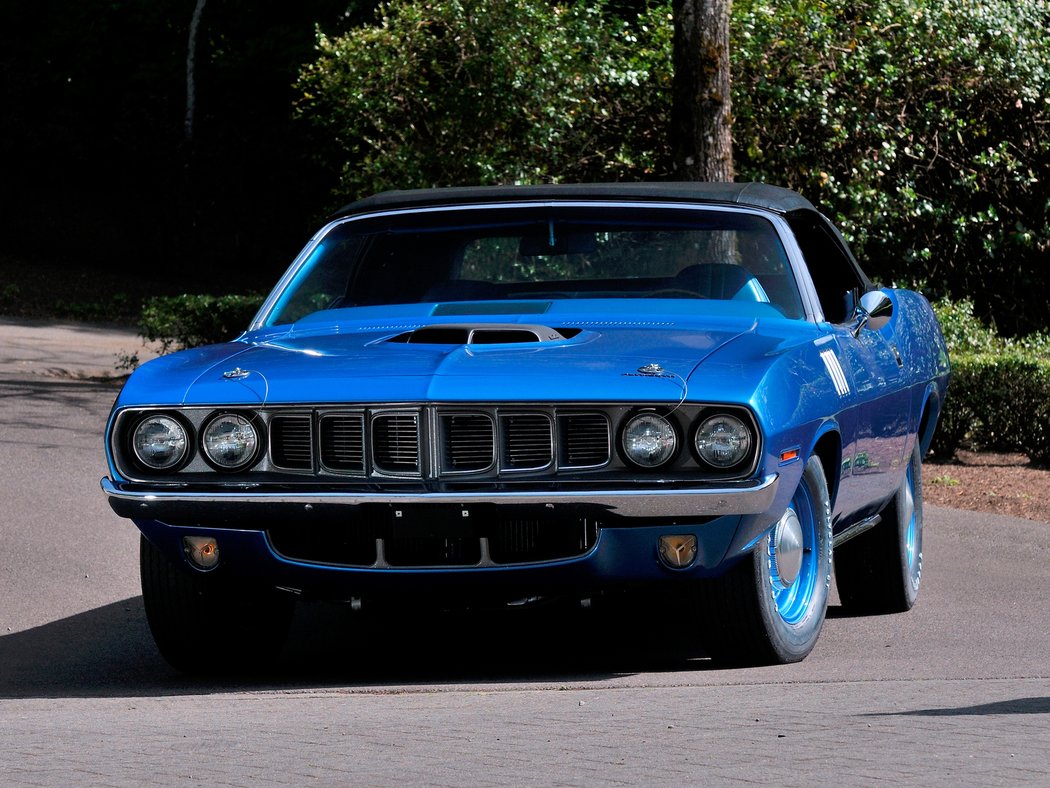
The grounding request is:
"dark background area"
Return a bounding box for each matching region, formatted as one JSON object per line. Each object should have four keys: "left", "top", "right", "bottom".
{"left": 0, "top": 0, "right": 373, "bottom": 307}
{"left": 2, "top": 2, "right": 1046, "bottom": 337}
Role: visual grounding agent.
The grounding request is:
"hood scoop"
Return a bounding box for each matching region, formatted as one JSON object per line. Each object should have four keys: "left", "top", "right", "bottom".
{"left": 387, "top": 324, "right": 581, "bottom": 345}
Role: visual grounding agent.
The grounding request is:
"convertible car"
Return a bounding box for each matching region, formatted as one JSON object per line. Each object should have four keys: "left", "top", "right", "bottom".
{"left": 102, "top": 183, "right": 949, "bottom": 670}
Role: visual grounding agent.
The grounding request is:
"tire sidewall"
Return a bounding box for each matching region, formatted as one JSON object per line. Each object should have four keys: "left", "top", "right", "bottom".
{"left": 755, "top": 455, "right": 833, "bottom": 661}
{"left": 899, "top": 441, "right": 924, "bottom": 608}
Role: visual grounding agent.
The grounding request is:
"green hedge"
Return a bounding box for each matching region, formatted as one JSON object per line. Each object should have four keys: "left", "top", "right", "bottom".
{"left": 936, "top": 355, "right": 1050, "bottom": 466}
{"left": 933, "top": 354, "right": 1050, "bottom": 464}
{"left": 930, "top": 297, "right": 1050, "bottom": 463}
{"left": 139, "top": 294, "right": 265, "bottom": 354}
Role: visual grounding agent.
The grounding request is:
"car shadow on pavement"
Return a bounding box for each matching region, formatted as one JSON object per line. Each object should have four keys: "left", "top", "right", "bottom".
{"left": 0, "top": 595, "right": 714, "bottom": 699}
{"left": 867, "top": 697, "right": 1050, "bottom": 717}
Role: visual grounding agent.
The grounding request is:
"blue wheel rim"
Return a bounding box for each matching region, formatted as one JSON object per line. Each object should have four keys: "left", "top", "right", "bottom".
{"left": 768, "top": 482, "right": 818, "bottom": 625}
{"left": 903, "top": 464, "right": 920, "bottom": 580}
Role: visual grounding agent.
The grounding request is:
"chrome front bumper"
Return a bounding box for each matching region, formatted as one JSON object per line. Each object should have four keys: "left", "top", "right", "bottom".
{"left": 101, "top": 474, "right": 780, "bottom": 522}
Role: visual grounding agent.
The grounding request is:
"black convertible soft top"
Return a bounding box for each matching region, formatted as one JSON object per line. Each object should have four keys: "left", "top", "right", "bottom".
{"left": 333, "top": 182, "right": 818, "bottom": 219}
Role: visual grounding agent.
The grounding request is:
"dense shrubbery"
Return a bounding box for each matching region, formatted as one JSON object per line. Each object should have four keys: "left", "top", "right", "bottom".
{"left": 294, "top": 0, "right": 672, "bottom": 197}
{"left": 733, "top": 0, "right": 1050, "bottom": 336}
{"left": 295, "top": 0, "right": 1050, "bottom": 335}
{"left": 139, "top": 294, "right": 265, "bottom": 354}
{"left": 931, "top": 298, "right": 1050, "bottom": 463}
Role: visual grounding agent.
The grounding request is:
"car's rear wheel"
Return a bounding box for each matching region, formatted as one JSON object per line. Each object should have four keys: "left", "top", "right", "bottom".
{"left": 695, "top": 455, "right": 832, "bottom": 665}
{"left": 835, "top": 440, "right": 924, "bottom": 613}
{"left": 139, "top": 535, "right": 294, "bottom": 673}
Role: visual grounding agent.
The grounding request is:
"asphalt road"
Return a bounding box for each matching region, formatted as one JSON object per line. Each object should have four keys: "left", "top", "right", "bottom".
{"left": 1, "top": 322, "right": 1048, "bottom": 785}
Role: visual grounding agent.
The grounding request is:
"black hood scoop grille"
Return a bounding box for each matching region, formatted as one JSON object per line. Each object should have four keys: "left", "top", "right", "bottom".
{"left": 387, "top": 324, "right": 581, "bottom": 345}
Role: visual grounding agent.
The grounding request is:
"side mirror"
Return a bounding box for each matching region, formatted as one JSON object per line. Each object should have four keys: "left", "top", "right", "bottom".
{"left": 850, "top": 290, "right": 893, "bottom": 336}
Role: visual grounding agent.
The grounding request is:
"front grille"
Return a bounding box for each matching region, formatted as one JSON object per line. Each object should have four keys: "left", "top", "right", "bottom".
{"left": 270, "top": 415, "right": 313, "bottom": 470}
{"left": 372, "top": 414, "right": 420, "bottom": 474}
{"left": 267, "top": 511, "right": 599, "bottom": 568}
{"left": 442, "top": 414, "right": 495, "bottom": 472}
{"left": 120, "top": 402, "right": 761, "bottom": 484}
{"left": 559, "top": 413, "right": 611, "bottom": 468}
{"left": 266, "top": 406, "right": 616, "bottom": 478}
{"left": 501, "top": 413, "right": 554, "bottom": 471}
{"left": 319, "top": 413, "right": 365, "bottom": 473}
{"left": 488, "top": 517, "right": 598, "bottom": 564}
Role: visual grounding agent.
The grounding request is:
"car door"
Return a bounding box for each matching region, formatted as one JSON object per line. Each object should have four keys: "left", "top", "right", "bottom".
{"left": 786, "top": 212, "right": 912, "bottom": 520}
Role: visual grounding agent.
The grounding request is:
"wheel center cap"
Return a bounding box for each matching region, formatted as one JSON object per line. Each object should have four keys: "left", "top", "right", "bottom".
{"left": 773, "top": 508, "right": 805, "bottom": 587}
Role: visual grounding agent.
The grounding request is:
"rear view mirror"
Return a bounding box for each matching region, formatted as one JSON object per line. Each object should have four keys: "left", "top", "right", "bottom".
{"left": 519, "top": 231, "right": 597, "bottom": 257}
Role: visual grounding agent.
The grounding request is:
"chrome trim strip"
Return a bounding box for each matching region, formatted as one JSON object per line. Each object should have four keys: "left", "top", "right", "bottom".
{"left": 832, "top": 513, "right": 881, "bottom": 549}
{"left": 102, "top": 473, "right": 780, "bottom": 519}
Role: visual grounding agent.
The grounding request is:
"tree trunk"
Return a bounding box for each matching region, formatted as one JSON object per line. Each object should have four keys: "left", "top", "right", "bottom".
{"left": 671, "top": 0, "right": 734, "bottom": 182}
{"left": 184, "top": 0, "right": 208, "bottom": 143}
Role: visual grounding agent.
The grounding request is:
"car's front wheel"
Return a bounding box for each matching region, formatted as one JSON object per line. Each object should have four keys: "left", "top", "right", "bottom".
{"left": 139, "top": 535, "right": 294, "bottom": 673}
{"left": 695, "top": 455, "right": 833, "bottom": 665}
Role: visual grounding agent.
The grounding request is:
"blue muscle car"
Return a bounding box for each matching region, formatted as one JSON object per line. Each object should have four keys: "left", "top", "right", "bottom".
{"left": 102, "top": 183, "right": 950, "bottom": 671}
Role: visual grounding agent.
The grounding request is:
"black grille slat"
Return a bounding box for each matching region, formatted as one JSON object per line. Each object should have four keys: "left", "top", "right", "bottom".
{"left": 372, "top": 414, "right": 420, "bottom": 473}
{"left": 270, "top": 415, "right": 313, "bottom": 470}
{"left": 501, "top": 414, "right": 553, "bottom": 470}
{"left": 443, "top": 414, "right": 495, "bottom": 472}
{"left": 559, "top": 413, "right": 611, "bottom": 468}
{"left": 320, "top": 414, "right": 365, "bottom": 473}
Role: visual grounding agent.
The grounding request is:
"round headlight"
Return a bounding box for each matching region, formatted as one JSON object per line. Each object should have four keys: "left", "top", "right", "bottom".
{"left": 694, "top": 413, "right": 752, "bottom": 468}
{"left": 622, "top": 413, "right": 677, "bottom": 468}
{"left": 132, "top": 415, "right": 189, "bottom": 470}
{"left": 202, "top": 413, "right": 260, "bottom": 470}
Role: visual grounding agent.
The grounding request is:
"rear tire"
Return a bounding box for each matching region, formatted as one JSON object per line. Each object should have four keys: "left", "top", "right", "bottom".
{"left": 140, "top": 535, "right": 294, "bottom": 674}
{"left": 835, "top": 441, "right": 924, "bottom": 614}
{"left": 695, "top": 455, "right": 833, "bottom": 665}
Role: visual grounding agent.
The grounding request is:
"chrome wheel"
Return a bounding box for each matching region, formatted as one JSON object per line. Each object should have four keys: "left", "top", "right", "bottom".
{"left": 769, "top": 502, "right": 815, "bottom": 624}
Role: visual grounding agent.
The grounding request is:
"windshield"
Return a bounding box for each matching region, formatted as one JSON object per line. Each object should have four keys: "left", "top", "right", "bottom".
{"left": 264, "top": 205, "right": 805, "bottom": 326}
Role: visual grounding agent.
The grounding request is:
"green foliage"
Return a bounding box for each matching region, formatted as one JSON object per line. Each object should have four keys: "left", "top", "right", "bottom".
{"left": 294, "top": 0, "right": 672, "bottom": 200}
{"left": 930, "top": 296, "right": 1000, "bottom": 355}
{"left": 296, "top": 0, "right": 1050, "bottom": 334}
{"left": 0, "top": 283, "right": 20, "bottom": 311}
{"left": 733, "top": 0, "right": 1050, "bottom": 334}
{"left": 929, "top": 297, "right": 1050, "bottom": 463}
{"left": 933, "top": 352, "right": 1050, "bottom": 463}
{"left": 139, "top": 294, "right": 265, "bottom": 354}
{"left": 51, "top": 294, "right": 135, "bottom": 324}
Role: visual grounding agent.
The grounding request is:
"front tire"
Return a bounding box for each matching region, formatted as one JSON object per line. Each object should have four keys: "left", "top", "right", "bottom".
{"left": 140, "top": 535, "right": 294, "bottom": 673}
{"left": 696, "top": 455, "right": 833, "bottom": 665}
{"left": 835, "top": 440, "right": 924, "bottom": 613}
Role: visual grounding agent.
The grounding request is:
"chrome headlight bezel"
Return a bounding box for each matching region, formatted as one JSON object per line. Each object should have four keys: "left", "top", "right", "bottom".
{"left": 130, "top": 414, "right": 191, "bottom": 472}
{"left": 620, "top": 412, "right": 678, "bottom": 469}
{"left": 200, "top": 412, "right": 263, "bottom": 472}
{"left": 693, "top": 413, "right": 753, "bottom": 470}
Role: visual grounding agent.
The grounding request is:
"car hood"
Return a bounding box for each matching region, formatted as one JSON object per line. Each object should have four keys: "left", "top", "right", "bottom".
{"left": 119, "top": 309, "right": 803, "bottom": 407}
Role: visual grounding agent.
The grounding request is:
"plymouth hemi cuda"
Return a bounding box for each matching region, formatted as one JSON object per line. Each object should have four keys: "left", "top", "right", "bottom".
{"left": 102, "top": 183, "right": 949, "bottom": 671}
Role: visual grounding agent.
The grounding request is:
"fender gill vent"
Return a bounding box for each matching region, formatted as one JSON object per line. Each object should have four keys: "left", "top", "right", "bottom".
{"left": 388, "top": 325, "right": 580, "bottom": 345}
